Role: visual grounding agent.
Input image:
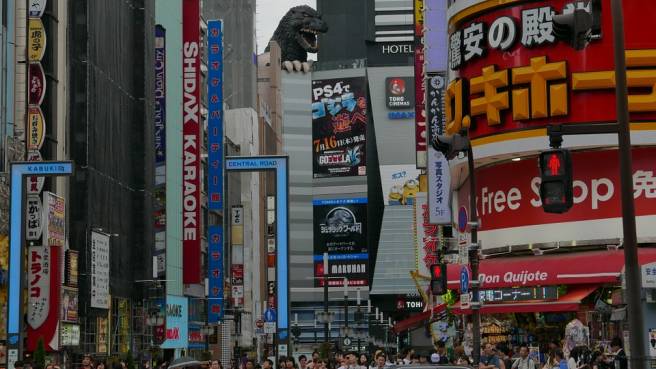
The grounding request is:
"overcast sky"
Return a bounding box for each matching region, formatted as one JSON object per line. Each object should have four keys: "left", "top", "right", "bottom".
{"left": 255, "top": 0, "right": 317, "bottom": 54}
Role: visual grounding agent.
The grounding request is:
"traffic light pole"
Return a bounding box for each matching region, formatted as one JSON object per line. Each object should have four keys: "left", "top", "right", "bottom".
{"left": 611, "top": 1, "right": 646, "bottom": 368}
{"left": 467, "top": 145, "right": 481, "bottom": 367}
{"left": 541, "top": 2, "right": 646, "bottom": 366}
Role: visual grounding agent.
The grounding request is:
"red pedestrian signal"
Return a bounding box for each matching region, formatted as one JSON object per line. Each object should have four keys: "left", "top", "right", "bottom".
{"left": 538, "top": 149, "right": 573, "bottom": 213}
{"left": 430, "top": 263, "right": 448, "bottom": 295}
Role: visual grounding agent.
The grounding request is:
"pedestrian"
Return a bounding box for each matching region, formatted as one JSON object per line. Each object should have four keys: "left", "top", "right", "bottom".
{"left": 608, "top": 337, "right": 626, "bottom": 369}
{"left": 211, "top": 361, "right": 224, "bottom": 369}
{"left": 401, "top": 349, "right": 414, "bottom": 366}
{"left": 82, "top": 356, "right": 95, "bottom": 369}
{"left": 512, "top": 345, "right": 536, "bottom": 369}
{"left": 14, "top": 361, "right": 24, "bottom": 369}
{"left": 567, "top": 347, "right": 590, "bottom": 369}
{"left": 358, "top": 354, "right": 368, "bottom": 369}
{"left": 480, "top": 343, "right": 502, "bottom": 369}
{"left": 245, "top": 360, "right": 255, "bottom": 369}
{"left": 96, "top": 361, "right": 107, "bottom": 369}
{"left": 286, "top": 357, "right": 297, "bottom": 369}
{"left": 453, "top": 345, "right": 472, "bottom": 366}
{"left": 590, "top": 351, "right": 609, "bottom": 369}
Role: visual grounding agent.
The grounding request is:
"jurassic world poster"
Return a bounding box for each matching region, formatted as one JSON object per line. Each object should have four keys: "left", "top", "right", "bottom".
{"left": 313, "top": 198, "right": 368, "bottom": 287}
{"left": 311, "top": 76, "right": 368, "bottom": 178}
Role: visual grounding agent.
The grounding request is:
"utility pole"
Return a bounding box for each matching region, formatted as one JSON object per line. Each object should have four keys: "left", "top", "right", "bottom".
{"left": 611, "top": 1, "right": 646, "bottom": 368}
{"left": 323, "top": 252, "right": 330, "bottom": 343}
{"left": 467, "top": 146, "right": 481, "bottom": 366}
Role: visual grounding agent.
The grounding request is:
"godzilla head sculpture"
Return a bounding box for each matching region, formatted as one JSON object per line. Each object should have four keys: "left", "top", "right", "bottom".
{"left": 266, "top": 5, "right": 328, "bottom": 64}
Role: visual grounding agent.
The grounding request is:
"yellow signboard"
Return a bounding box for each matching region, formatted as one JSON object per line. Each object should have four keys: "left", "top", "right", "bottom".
{"left": 27, "top": 107, "right": 46, "bottom": 150}
{"left": 28, "top": 18, "right": 46, "bottom": 62}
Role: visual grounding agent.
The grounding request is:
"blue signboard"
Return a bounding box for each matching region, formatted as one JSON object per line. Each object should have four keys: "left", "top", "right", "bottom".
{"left": 7, "top": 161, "right": 73, "bottom": 340}
{"left": 207, "top": 19, "right": 223, "bottom": 211}
{"left": 264, "top": 308, "right": 276, "bottom": 323}
{"left": 207, "top": 226, "right": 224, "bottom": 323}
{"left": 160, "top": 295, "right": 188, "bottom": 349}
{"left": 460, "top": 266, "right": 470, "bottom": 294}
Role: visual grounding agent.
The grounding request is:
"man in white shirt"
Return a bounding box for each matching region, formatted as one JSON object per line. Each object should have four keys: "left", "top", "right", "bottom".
{"left": 511, "top": 345, "right": 536, "bottom": 369}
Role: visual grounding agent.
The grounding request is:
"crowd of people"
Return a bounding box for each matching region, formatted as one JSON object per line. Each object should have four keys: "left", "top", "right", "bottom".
{"left": 5, "top": 336, "right": 629, "bottom": 369}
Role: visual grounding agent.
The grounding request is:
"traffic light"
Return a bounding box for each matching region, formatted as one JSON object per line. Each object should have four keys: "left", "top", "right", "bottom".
{"left": 430, "top": 263, "right": 448, "bottom": 295}
{"left": 538, "top": 149, "right": 573, "bottom": 213}
{"left": 552, "top": 0, "right": 602, "bottom": 50}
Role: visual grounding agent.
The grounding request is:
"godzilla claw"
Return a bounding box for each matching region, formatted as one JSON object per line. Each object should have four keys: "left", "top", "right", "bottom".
{"left": 302, "top": 61, "right": 312, "bottom": 73}
{"left": 283, "top": 61, "right": 294, "bottom": 72}
{"left": 292, "top": 60, "right": 302, "bottom": 72}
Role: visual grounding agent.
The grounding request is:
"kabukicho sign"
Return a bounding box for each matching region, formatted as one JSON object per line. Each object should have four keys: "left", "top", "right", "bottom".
{"left": 446, "top": 0, "right": 656, "bottom": 140}
{"left": 182, "top": 0, "right": 201, "bottom": 284}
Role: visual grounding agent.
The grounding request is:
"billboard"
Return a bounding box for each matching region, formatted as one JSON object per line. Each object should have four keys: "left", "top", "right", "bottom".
{"left": 414, "top": 0, "right": 426, "bottom": 168}
{"left": 379, "top": 165, "right": 421, "bottom": 206}
{"left": 424, "top": 0, "right": 448, "bottom": 72}
{"left": 182, "top": 0, "right": 201, "bottom": 284}
{"left": 311, "top": 77, "right": 368, "bottom": 178}
{"left": 313, "top": 198, "right": 368, "bottom": 287}
{"left": 161, "top": 295, "right": 188, "bottom": 349}
{"left": 61, "top": 287, "right": 78, "bottom": 323}
{"left": 445, "top": 0, "right": 656, "bottom": 140}
{"left": 90, "top": 231, "right": 110, "bottom": 309}
{"left": 154, "top": 25, "right": 166, "bottom": 179}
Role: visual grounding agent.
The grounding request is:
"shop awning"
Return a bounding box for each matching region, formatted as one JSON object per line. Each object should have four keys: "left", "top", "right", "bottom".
{"left": 453, "top": 284, "right": 599, "bottom": 315}
{"left": 447, "top": 248, "right": 656, "bottom": 291}
{"left": 392, "top": 303, "right": 447, "bottom": 334}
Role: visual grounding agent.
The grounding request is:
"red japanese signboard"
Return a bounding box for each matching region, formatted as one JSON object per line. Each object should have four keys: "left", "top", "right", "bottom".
{"left": 458, "top": 147, "right": 656, "bottom": 231}
{"left": 182, "top": 0, "right": 201, "bottom": 284}
{"left": 27, "top": 246, "right": 61, "bottom": 351}
{"left": 447, "top": 0, "right": 656, "bottom": 140}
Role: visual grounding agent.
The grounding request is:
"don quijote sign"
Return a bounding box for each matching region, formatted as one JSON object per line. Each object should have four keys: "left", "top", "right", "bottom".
{"left": 446, "top": 0, "right": 656, "bottom": 140}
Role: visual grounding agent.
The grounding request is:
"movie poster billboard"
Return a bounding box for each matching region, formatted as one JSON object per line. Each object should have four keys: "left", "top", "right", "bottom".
{"left": 313, "top": 198, "right": 368, "bottom": 287}
{"left": 311, "top": 77, "right": 368, "bottom": 178}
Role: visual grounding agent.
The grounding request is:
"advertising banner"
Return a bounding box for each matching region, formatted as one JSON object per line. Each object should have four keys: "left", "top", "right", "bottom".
{"left": 61, "top": 287, "right": 78, "bottom": 323}
{"left": 43, "top": 192, "right": 65, "bottom": 248}
{"left": 25, "top": 195, "right": 43, "bottom": 240}
{"left": 27, "top": 19, "right": 46, "bottom": 62}
{"left": 161, "top": 295, "right": 188, "bottom": 349}
{"left": 27, "top": 246, "right": 50, "bottom": 328}
{"left": 414, "top": 0, "right": 426, "bottom": 168}
{"left": 414, "top": 193, "right": 439, "bottom": 278}
{"left": 27, "top": 246, "right": 60, "bottom": 351}
{"left": 379, "top": 165, "right": 421, "bottom": 206}
{"left": 207, "top": 20, "right": 224, "bottom": 211}
{"left": 426, "top": 73, "right": 451, "bottom": 224}
{"left": 60, "top": 324, "right": 80, "bottom": 346}
{"left": 424, "top": 0, "right": 448, "bottom": 72}
{"left": 446, "top": 0, "right": 656, "bottom": 139}
{"left": 118, "top": 299, "right": 130, "bottom": 353}
{"left": 311, "top": 77, "right": 368, "bottom": 178}
{"left": 207, "top": 226, "right": 224, "bottom": 323}
{"left": 65, "top": 250, "right": 79, "bottom": 287}
{"left": 90, "top": 231, "right": 110, "bottom": 309}
{"left": 182, "top": 0, "right": 201, "bottom": 284}
{"left": 154, "top": 25, "right": 166, "bottom": 181}
{"left": 26, "top": 150, "right": 45, "bottom": 195}
{"left": 28, "top": 0, "right": 47, "bottom": 18}
{"left": 313, "top": 198, "right": 368, "bottom": 287}
{"left": 28, "top": 63, "right": 46, "bottom": 106}
{"left": 97, "top": 317, "right": 109, "bottom": 354}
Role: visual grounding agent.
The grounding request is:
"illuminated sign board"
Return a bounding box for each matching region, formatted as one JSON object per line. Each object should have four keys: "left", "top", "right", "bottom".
{"left": 479, "top": 286, "right": 559, "bottom": 303}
